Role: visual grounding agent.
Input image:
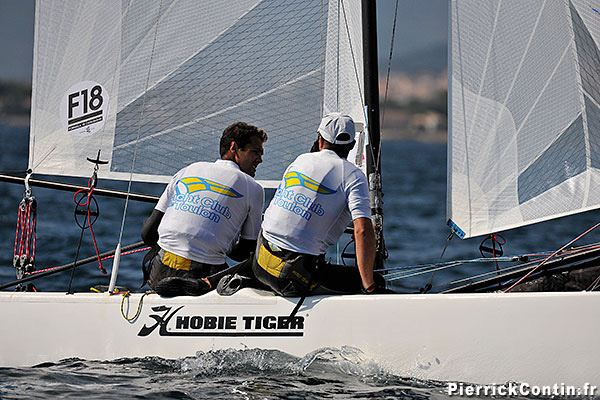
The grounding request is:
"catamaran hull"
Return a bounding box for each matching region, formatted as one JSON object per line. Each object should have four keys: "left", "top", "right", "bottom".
{"left": 1, "top": 289, "right": 598, "bottom": 386}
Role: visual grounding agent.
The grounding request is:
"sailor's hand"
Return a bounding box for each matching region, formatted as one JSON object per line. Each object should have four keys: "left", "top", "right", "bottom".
{"left": 361, "top": 281, "right": 393, "bottom": 294}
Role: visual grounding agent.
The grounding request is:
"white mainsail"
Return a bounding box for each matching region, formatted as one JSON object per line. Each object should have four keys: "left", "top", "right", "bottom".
{"left": 448, "top": 0, "right": 600, "bottom": 238}
{"left": 29, "top": 0, "right": 365, "bottom": 187}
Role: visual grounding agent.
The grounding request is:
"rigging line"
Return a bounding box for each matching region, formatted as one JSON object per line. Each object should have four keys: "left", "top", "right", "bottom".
{"left": 28, "top": 1, "right": 41, "bottom": 170}
{"left": 339, "top": 0, "right": 366, "bottom": 121}
{"left": 570, "top": 3, "right": 593, "bottom": 208}
{"left": 380, "top": 0, "right": 399, "bottom": 150}
{"left": 340, "top": 0, "right": 380, "bottom": 179}
{"left": 379, "top": 255, "right": 521, "bottom": 272}
{"left": 0, "top": 241, "right": 146, "bottom": 291}
{"left": 449, "top": 262, "right": 538, "bottom": 286}
{"left": 421, "top": 231, "right": 454, "bottom": 292}
{"left": 113, "top": 69, "right": 322, "bottom": 151}
{"left": 67, "top": 176, "right": 102, "bottom": 293}
{"left": 319, "top": 0, "right": 326, "bottom": 118}
{"left": 386, "top": 262, "right": 465, "bottom": 282}
{"left": 336, "top": 0, "right": 340, "bottom": 109}
{"left": 26, "top": 247, "right": 150, "bottom": 275}
{"left": 115, "top": 0, "right": 164, "bottom": 252}
{"left": 117, "top": 0, "right": 174, "bottom": 68}
{"left": 587, "top": 274, "right": 600, "bottom": 291}
{"left": 66, "top": 222, "right": 87, "bottom": 294}
{"left": 100, "top": 0, "right": 132, "bottom": 156}
{"left": 385, "top": 264, "right": 459, "bottom": 280}
{"left": 29, "top": 145, "right": 55, "bottom": 173}
{"left": 504, "top": 221, "right": 600, "bottom": 292}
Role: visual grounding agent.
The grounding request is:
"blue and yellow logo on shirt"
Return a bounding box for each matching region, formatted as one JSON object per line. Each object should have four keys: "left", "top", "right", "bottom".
{"left": 283, "top": 171, "right": 335, "bottom": 194}
{"left": 176, "top": 177, "right": 243, "bottom": 198}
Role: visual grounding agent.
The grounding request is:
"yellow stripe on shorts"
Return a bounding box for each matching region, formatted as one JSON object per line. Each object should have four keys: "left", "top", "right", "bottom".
{"left": 162, "top": 251, "right": 192, "bottom": 271}
{"left": 257, "top": 244, "right": 285, "bottom": 278}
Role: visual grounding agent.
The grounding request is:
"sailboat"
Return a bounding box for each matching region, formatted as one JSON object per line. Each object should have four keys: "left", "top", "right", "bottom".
{"left": 1, "top": 0, "right": 600, "bottom": 387}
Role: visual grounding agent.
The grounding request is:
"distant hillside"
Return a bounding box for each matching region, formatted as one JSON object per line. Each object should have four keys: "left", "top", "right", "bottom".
{"left": 382, "top": 43, "right": 447, "bottom": 75}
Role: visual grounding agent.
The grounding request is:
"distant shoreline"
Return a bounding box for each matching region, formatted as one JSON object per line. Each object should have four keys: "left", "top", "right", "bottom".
{"left": 1, "top": 117, "right": 447, "bottom": 144}
{"left": 382, "top": 129, "right": 446, "bottom": 143}
{"left": 0, "top": 115, "right": 29, "bottom": 128}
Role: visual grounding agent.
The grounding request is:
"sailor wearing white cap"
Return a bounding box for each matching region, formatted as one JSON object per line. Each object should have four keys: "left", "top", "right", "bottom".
{"left": 253, "top": 113, "right": 383, "bottom": 296}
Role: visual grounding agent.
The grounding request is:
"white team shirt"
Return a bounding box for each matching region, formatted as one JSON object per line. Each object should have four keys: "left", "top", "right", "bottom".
{"left": 262, "top": 149, "right": 371, "bottom": 255}
{"left": 156, "top": 159, "right": 264, "bottom": 264}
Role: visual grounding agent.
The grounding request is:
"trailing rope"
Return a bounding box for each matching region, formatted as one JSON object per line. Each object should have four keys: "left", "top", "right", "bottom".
{"left": 120, "top": 291, "right": 154, "bottom": 322}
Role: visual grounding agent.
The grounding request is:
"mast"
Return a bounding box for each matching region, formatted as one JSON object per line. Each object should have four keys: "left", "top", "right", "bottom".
{"left": 362, "top": 0, "right": 386, "bottom": 267}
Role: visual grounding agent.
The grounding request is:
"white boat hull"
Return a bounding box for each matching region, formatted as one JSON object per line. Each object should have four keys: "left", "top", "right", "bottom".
{"left": 1, "top": 289, "right": 598, "bottom": 386}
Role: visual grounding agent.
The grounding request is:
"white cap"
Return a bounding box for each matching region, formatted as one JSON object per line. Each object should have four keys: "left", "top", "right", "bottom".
{"left": 317, "top": 113, "right": 355, "bottom": 145}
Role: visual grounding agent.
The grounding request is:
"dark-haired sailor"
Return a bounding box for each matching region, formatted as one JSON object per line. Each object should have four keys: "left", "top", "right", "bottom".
{"left": 141, "top": 122, "right": 267, "bottom": 296}
{"left": 252, "top": 113, "right": 385, "bottom": 296}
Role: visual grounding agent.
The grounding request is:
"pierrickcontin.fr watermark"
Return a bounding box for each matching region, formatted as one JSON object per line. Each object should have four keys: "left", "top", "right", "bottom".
{"left": 447, "top": 382, "right": 598, "bottom": 397}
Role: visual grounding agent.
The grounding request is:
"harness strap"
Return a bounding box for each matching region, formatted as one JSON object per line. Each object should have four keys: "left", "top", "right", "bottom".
{"left": 257, "top": 242, "right": 287, "bottom": 277}
{"left": 289, "top": 293, "right": 306, "bottom": 318}
{"left": 289, "top": 257, "right": 325, "bottom": 318}
{"left": 161, "top": 250, "right": 192, "bottom": 271}
{"left": 141, "top": 245, "right": 160, "bottom": 288}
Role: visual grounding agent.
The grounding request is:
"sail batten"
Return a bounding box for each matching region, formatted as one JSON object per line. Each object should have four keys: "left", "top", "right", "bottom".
{"left": 449, "top": 0, "right": 600, "bottom": 238}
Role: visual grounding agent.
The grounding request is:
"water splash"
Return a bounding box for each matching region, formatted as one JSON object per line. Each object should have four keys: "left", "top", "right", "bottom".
{"left": 179, "top": 346, "right": 403, "bottom": 383}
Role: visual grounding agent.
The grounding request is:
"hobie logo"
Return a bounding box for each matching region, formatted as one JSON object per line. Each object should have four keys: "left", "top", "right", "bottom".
{"left": 176, "top": 177, "right": 243, "bottom": 198}
{"left": 138, "top": 305, "right": 305, "bottom": 337}
{"left": 283, "top": 171, "right": 335, "bottom": 194}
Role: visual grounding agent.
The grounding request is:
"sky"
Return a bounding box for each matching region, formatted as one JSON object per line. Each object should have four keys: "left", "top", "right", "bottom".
{"left": 0, "top": 0, "right": 447, "bottom": 82}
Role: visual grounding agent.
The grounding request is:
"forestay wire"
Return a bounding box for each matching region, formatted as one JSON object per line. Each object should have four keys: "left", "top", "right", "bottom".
{"left": 339, "top": 0, "right": 368, "bottom": 141}
{"left": 380, "top": 0, "right": 399, "bottom": 164}
{"left": 109, "top": 0, "right": 164, "bottom": 292}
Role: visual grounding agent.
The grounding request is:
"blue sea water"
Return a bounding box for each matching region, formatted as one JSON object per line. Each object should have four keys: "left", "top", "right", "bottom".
{"left": 0, "top": 124, "right": 598, "bottom": 399}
